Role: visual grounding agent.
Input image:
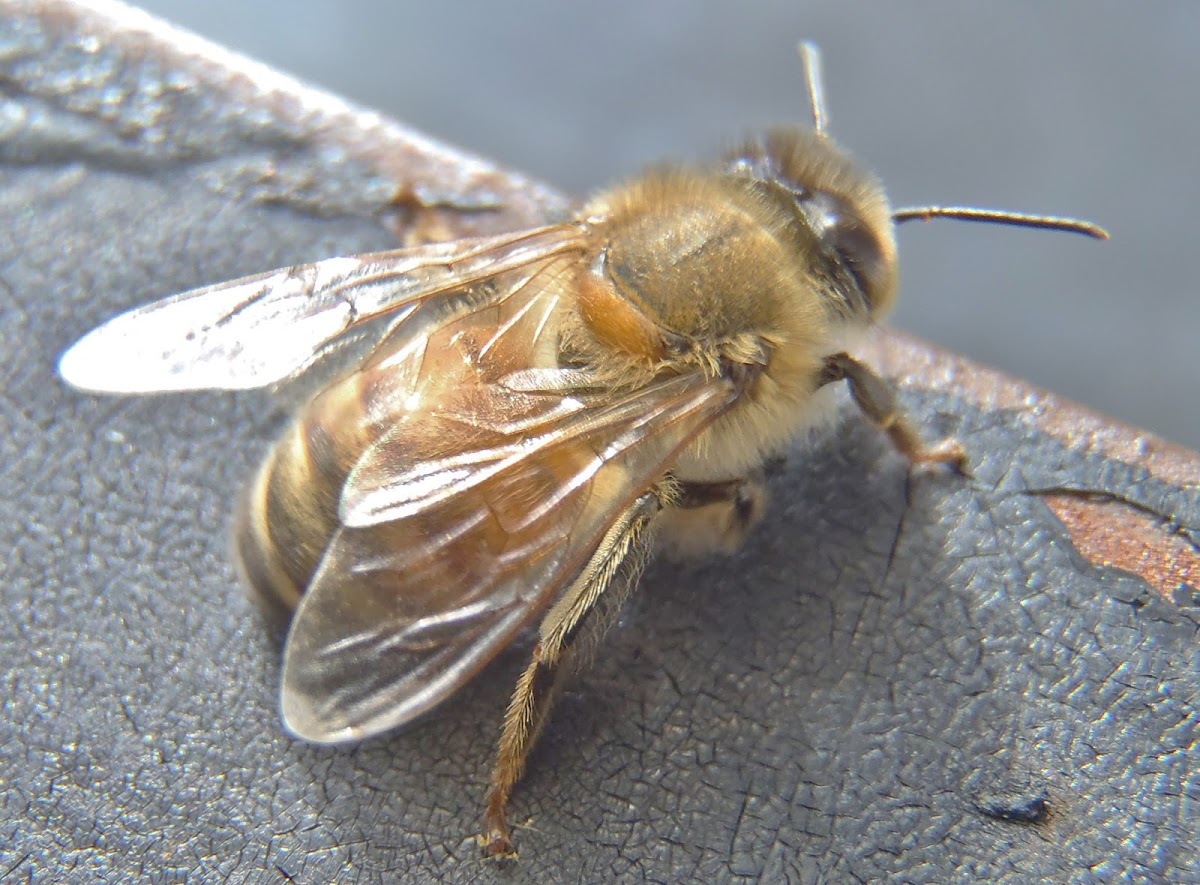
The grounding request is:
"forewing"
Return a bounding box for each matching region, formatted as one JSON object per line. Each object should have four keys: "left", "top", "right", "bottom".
{"left": 280, "top": 275, "right": 736, "bottom": 743}
{"left": 59, "top": 225, "right": 585, "bottom": 393}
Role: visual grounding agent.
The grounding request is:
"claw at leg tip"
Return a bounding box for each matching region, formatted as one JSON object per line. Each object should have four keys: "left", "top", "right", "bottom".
{"left": 483, "top": 833, "right": 517, "bottom": 860}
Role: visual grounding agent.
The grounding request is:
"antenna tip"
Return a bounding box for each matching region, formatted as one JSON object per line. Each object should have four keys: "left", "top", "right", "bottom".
{"left": 796, "top": 40, "right": 828, "bottom": 135}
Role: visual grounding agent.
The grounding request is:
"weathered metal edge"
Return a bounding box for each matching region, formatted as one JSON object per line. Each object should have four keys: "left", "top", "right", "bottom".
{"left": 19, "top": 0, "right": 568, "bottom": 231}
{"left": 25, "top": 1, "right": 1198, "bottom": 484}
{"left": 24, "top": 0, "right": 1198, "bottom": 606}
{"left": 873, "top": 331, "right": 1199, "bottom": 489}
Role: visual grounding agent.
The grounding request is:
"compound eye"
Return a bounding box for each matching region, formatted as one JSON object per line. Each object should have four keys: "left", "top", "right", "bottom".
{"left": 832, "top": 213, "right": 889, "bottom": 311}
{"left": 800, "top": 191, "right": 890, "bottom": 312}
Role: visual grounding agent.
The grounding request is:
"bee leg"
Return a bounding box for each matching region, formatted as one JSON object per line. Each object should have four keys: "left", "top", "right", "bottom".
{"left": 482, "top": 489, "right": 664, "bottom": 858}
{"left": 656, "top": 473, "right": 769, "bottom": 557}
{"left": 821, "top": 352, "right": 968, "bottom": 472}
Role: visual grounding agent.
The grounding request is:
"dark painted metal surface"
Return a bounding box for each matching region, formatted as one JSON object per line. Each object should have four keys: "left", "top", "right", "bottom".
{"left": 3, "top": 3, "right": 1197, "bottom": 882}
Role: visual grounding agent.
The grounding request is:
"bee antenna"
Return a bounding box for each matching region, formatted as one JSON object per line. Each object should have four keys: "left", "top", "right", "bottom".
{"left": 798, "top": 41, "right": 829, "bottom": 136}
{"left": 892, "top": 206, "right": 1109, "bottom": 240}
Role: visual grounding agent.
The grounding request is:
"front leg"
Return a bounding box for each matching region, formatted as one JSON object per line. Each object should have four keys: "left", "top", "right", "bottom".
{"left": 821, "top": 352, "right": 968, "bottom": 472}
{"left": 483, "top": 488, "right": 664, "bottom": 858}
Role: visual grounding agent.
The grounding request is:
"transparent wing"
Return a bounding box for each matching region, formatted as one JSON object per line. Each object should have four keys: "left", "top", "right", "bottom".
{"left": 282, "top": 374, "right": 731, "bottom": 744}
{"left": 58, "top": 224, "right": 586, "bottom": 393}
{"left": 279, "top": 273, "right": 737, "bottom": 744}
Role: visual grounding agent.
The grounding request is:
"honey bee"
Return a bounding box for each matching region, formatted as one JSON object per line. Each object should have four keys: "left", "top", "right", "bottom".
{"left": 59, "top": 44, "right": 1105, "bottom": 858}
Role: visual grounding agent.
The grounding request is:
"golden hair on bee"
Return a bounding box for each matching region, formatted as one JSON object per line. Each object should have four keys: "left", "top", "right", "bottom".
{"left": 58, "top": 40, "right": 1106, "bottom": 859}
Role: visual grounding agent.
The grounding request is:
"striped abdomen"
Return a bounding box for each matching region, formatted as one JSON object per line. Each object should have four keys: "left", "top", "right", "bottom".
{"left": 235, "top": 371, "right": 379, "bottom": 622}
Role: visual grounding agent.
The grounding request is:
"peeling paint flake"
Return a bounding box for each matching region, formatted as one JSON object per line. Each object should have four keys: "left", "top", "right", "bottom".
{"left": 1040, "top": 491, "right": 1199, "bottom": 603}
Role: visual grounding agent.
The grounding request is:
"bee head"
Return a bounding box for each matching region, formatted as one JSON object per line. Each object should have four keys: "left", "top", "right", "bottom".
{"left": 725, "top": 127, "right": 899, "bottom": 319}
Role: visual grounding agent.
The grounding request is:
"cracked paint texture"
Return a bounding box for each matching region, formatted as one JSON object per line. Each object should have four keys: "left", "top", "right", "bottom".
{"left": 2, "top": 3, "right": 1198, "bottom": 883}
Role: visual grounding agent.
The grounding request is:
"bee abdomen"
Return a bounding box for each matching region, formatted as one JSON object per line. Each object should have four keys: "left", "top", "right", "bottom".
{"left": 234, "top": 379, "right": 369, "bottom": 624}
{"left": 235, "top": 452, "right": 301, "bottom": 625}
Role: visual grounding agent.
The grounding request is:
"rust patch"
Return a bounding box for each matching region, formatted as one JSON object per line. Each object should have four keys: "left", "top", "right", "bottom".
{"left": 1039, "top": 491, "right": 1199, "bottom": 603}
{"left": 871, "top": 331, "right": 1200, "bottom": 490}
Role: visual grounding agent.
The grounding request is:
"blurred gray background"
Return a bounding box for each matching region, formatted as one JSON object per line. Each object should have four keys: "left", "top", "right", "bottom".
{"left": 135, "top": 0, "right": 1199, "bottom": 449}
